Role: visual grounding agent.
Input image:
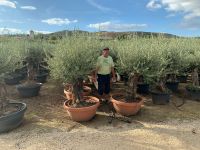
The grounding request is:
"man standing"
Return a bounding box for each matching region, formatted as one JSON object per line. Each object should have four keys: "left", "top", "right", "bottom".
{"left": 94, "top": 47, "right": 116, "bottom": 101}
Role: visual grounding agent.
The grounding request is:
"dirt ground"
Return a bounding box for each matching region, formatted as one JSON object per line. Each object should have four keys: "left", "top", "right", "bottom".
{"left": 0, "top": 81, "right": 200, "bottom": 150}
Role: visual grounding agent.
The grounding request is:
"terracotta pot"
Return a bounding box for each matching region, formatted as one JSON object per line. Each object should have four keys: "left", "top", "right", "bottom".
{"left": 111, "top": 93, "right": 144, "bottom": 116}
{"left": 63, "top": 96, "right": 100, "bottom": 122}
{"left": 64, "top": 86, "right": 92, "bottom": 100}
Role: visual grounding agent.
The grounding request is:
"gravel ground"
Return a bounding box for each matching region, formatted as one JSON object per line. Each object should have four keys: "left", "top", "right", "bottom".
{"left": 0, "top": 82, "right": 200, "bottom": 150}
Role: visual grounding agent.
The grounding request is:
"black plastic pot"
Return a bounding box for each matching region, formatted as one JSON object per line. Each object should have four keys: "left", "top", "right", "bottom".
{"left": 137, "top": 83, "right": 149, "bottom": 94}
{"left": 0, "top": 102, "right": 27, "bottom": 133}
{"left": 35, "top": 73, "right": 48, "bottom": 83}
{"left": 120, "top": 74, "right": 128, "bottom": 85}
{"left": 16, "top": 83, "right": 42, "bottom": 97}
{"left": 151, "top": 91, "right": 170, "bottom": 105}
{"left": 186, "top": 89, "right": 200, "bottom": 101}
{"left": 15, "top": 67, "right": 27, "bottom": 80}
{"left": 39, "top": 67, "right": 50, "bottom": 74}
{"left": 177, "top": 75, "right": 187, "bottom": 83}
{"left": 4, "top": 74, "right": 23, "bottom": 85}
{"left": 166, "top": 81, "right": 179, "bottom": 92}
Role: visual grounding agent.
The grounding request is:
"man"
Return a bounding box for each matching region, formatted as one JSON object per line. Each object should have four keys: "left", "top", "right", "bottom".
{"left": 93, "top": 47, "right": 116, "bottom": 101}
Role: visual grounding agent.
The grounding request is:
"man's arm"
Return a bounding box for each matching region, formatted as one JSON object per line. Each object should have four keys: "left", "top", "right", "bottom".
{"left": 111, "top": 67, "right": 116, "bottom": 82}
{"left": 94, "top": 66, "right": 99, "bottom": 82}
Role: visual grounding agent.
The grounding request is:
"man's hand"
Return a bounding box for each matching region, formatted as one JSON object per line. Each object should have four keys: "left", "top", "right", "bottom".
{"left": 92, "top": 76, "right": 97, "bottom": 82}
{"left": 112, "top": 76, "right": 116, "bottom": 82}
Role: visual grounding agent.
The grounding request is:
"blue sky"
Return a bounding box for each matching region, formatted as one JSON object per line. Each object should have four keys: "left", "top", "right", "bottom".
{"left": 0, "top": 0, "right": 200, "bottom": 36}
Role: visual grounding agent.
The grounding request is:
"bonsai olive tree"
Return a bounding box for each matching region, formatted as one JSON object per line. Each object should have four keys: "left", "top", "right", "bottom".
{"left": 48, "top": 35, "right": 101, "bottom": 107}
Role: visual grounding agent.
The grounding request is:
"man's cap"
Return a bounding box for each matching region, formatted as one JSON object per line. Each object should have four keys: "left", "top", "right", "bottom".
{"left": 103, "top": 47, "right": 109, "bottom": 51}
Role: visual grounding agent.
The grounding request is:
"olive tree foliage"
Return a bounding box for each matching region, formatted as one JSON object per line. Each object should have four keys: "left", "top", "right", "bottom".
{"left": 185, "top": 39, "right": 200, "bottom": 87}
{"left": 48, "top": 35, "right": 109, "bottom": 104}
{"left": 0, "top": 38, "right": 26, "bottom": 114}
{"left": 115, "top": 37, "right": 170, "bottom": 99}
{"left": 16, "top": 40, "right": 55, "bottom": 83}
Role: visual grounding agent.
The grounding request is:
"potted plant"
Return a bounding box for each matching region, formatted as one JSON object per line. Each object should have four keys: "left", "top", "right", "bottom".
{"left": 48, "top": 35, "right": 101, "bottom": 122}
{"left": 186, "top": 51, "right": 200, "bottom": 101}
{"left": 0, "top": 46, "right": 27, "bottom": 133}
{"left": 164, "top": 48, "right": 189, "bottom": 92}
{"left": 111, "top": 72, "right": 144, "bottom": 116}
{"left": 16, "top": 46, "right": 44, "bottom": 97}
{"left": 111, "top": 39, "right": 148, "bottom": 116}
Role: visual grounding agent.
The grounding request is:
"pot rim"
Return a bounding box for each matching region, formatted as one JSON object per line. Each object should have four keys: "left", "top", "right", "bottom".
{"left": 63, "top": 96, "right": 100, "bottom": 111}
{"left": 111, "top": 93, "right": 144, "bottom": 106}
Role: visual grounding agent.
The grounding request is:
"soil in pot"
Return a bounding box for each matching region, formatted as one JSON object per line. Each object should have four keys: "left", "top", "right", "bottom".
{"left": 112, "top": 94, "right": 141, "bottom": 103}
{"left": 66, "top": 98, "right": 97, "bottom": 108}
{"left": 64, "top": 86, "right": 91, "bottom": 100}
{"left": 0, "top": 103, "right": 21, "bottom": 117}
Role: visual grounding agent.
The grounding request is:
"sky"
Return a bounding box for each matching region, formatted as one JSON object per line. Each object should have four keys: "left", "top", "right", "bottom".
{"left": 0, "top": 0, "right": 200, "bottom": 36}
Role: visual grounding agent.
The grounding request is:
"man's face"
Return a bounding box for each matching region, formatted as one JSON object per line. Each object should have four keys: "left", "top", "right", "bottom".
{"left": 102, "top": 50, "right": 109, "bottom": 57}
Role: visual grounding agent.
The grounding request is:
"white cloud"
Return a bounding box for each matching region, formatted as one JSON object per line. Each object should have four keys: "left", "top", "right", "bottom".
{"left": 21, "top": 6, "right": 37, "bottom": 10}
{"left": 146, "top": 0, "right": 200, "bottom": 29}
{"left": 0, "top": 0, "right": 16, "bottom": 8}
{"left": 0, "top": 28, "right": 52, "bottom": 35}
{"left": 87, "top": 0, "right": 111, "bottom": 12}
{"left": 33, "top": 30, "right": 52, "bottom": 34}
{"left": 42, "top": 18, "right": 78, "bottom": 26}
{"left": 0, "top": 27, "right": 23, "bottom": 34}
{"left": 146, "top": 0, "right": 162, "bottom": 9}
{"left": 88, "top": 21, "right": 147, "bottom": 31}
{"left": 179, "top": 17, "right": 200, "bottom": 30}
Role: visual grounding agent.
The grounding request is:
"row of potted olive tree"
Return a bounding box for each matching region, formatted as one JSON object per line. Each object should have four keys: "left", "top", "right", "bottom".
{"left": 48, "top": 35, "right": 200, "bottom": 121}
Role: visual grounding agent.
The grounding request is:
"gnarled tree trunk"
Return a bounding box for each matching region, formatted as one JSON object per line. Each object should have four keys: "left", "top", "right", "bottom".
{"left": 0, "top": 83, "right": 8, "bottom": 115}
{"left": 192, "top": 68, "right": 199, "bottom": 86}
{"left": 125, "top": 72, "right": 139, "bottom": 102}
{"left": 71, "top": 77, "right": 84, "bottom": 107}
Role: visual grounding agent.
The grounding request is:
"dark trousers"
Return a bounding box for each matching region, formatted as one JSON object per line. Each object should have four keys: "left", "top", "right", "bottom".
{"left": 97, "top": 74, "right": 110, "bottom": 95}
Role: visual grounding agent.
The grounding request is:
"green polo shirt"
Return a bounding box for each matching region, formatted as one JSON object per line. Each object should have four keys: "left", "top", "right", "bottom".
{"left": 96, "top": 55, "right": 114, "bottom": 75}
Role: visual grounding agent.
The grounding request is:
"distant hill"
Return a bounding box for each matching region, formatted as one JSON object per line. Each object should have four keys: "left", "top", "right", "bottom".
{"left": 2, "top": 30, "right": 180, "bottom": 40}
{"left": 43, "top": 30, "right": 178, "bottom": 40}
{"left": 32, "top": 30, "right": 178, "bottom": 40}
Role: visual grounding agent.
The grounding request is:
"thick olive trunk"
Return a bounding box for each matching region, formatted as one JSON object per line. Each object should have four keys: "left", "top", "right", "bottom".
{"left": 156, "top": 76, "right": 166, "bottom": 92}
{"left": 0, "top": 83, "right": 8, "bottom": 115}
{"left": 192, "top": 68, "right": 199, "bottom": 86}
{"left": 125, "top": 73, "right": 139, "bottom": 102}
{"left": 71, "top": 78, "right": 84, "bottom": 106}
{"left": 26, "top": 64, "right": 36, "bottom": 85}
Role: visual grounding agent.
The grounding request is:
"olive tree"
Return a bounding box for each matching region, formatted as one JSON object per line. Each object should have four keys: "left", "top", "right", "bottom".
{"left": 48, "top": 35, "right": 101, "bottom": 106}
